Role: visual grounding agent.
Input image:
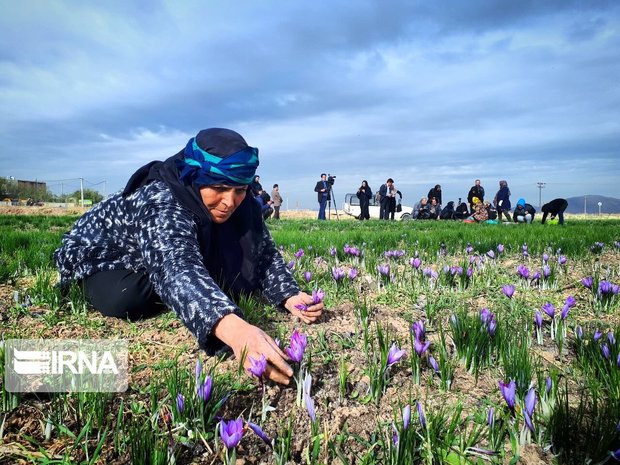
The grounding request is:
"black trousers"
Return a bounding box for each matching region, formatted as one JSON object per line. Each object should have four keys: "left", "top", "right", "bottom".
{"left": 83, "top": 269, "right": 166, "bottom": 320}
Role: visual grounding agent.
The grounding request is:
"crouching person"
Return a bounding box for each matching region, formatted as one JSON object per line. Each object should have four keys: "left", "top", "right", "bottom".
{"left": 541, "top": 198, "right": 568, "bottom": 225}
{"left": 54, "top": 128, "right": 323, "bottom": 385}
{"left": 513, "top": 198, "right": 536, "bottom": 223}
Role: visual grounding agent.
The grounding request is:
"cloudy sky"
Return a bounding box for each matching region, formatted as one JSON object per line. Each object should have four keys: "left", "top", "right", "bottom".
{"left": 1, "top": 0, "right": 619, "bottom": 210}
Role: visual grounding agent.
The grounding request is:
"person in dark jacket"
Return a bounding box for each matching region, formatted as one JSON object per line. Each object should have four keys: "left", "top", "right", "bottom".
{"left": 249, "top": 175, "right": 263, "bottom": 196}
{"left": 513, "top": 198, "right": 536, "bottom": 223}
{"left": 378, "top": 178, "right": 396, "bottom": 220}
{"left": 356, "top": 180, "right": 373, "bottom": 220}
{"left": 314, "top": 174, "right": 330, "bottom": 220}
{"left": 541, "top": 198, "right": 568, "bottom": 225}
{"left": 467, "top": 179, "right": 485, "bottom": 211}
{"left": 427, "top": 184, "right": 442, "bottom": 207}
{"left": 428, "top": 197, "right": 441, "bottom": 219}
{"left": 55, "top": 128, "right": 323, "bottom": 385}
{"left": 493, "top": 180, "right": 512, "bottom": 221}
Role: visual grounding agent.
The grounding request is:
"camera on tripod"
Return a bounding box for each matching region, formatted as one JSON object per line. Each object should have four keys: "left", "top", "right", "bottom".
{"left": 327, "top": 174, "right": 336, "bottom": 186}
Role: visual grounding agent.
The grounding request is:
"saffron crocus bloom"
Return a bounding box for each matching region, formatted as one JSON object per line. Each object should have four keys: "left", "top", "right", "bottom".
{"left": 535, "top": 311, "right": 543, "bottom": 328}
{"left": 560, "top": 304, "right": 570, "bottom": 320}
{"left": 312, "top": 288, "right": 325, "bottom": 304}
{"left": 488, "top": 318, "right": 497, "bottom": 336}
{"left": 543, "top": 265, "right": 551, "bottom": 278}
{"left": 565, "top": 295, "right": 576, "bottom": 308}
{"left": 247, "top": 421, "right": 272, "bottom": 448}
{"left": 617, "top": 353, "right": 620, "bottom": 367}
{"left": 176, "top": 393, "right": 185, "bottom": 413}
{"left": 612, "top": 448, "right": 620, "bottom": 460}
{"left": 575, "top": 326, "right": 583, "bottom": 339}
{"left": 487, "top": 407, "right": 495, "bottom": 427}
{"left": 329, "top": 246, "right": 337, "bottom": 257}
{"left": 287, "top": 260, "right": 296, "bottom": 269}
{"left": 487, "top": 250, "right": 495, "bottom": 260}
{"left": 417, "top": 402, "right": 426, "bottom": 429}
{"left": 387, "top": 343, "right": 406, "bottom": 366}
{"left": 581, "top": 276, "right": 593, "bottom": 289}
{"left": 601, "top": 344, "right": 611, "bottom": 360}
{"left": 294, "top": 248, "right": 304, "bottom": 259}
{"left": 411, "top": 320, "right": 425, "bottom": 341}
{"left": 377, "top": 264, "right": 390, "bottom": 277}
{"left": 497, "top": 244, "right": 505, "bottom": 253}
{"left": 608, "top": 331, "right": 616, "bottom": 345}
{"left": 410, "top": 257, "right": 422, "bottom": 269}
{"left": 467, "top": 267, "right": 474, "bottom": 278}
{"left": 286, "top": 330, "right": 308, "bottom": 363}
{"left": 531, "top": 271, "right": 541, "bottom": 282}
{"left": 542, "top": 302, "right": 555, "bottom": 319}
{"left": 247, "top": 354, "right": 267, "bottom": 379}
{"left": 558, "top": 255, "right": 567, "bottom": 265}
{"left": 525, "top": 388, "right": 537, "bottom": 417}
{"left": 542, "top": 253, "right": 549, "bottom": 263}
{"left": 428, "top": 355, "right": 440, "bottom": 373}
{"left": 392, "top": 423, "right": 399, "bottom": 445}
{"left": 197, "top": 376, "right": 213, "bottom": 402}
{"left": 480, "top": 308, "right": 491, "bottom": 324}
{"left": 303, "top": 271, "right": 312, "bottom": 283}
{"left": 502, "top": 285, "right": 515, "bottom": 299}
{"left": 348, "top": 268, "right": 358, "bottom": 280}
{"left": 402, "top": 404, "right": 411, "bottom": 429}
{"left": 598, "top": 280, "right": 613, "bottom": 296}
{"left": 523, "top": 411, "right": 535, "bottom": 433}
{"left": 593, "top": 329, "right": 602, "bottom": 342}
{"left": 545, "top": 377, "right": 552, "bottom": 395}
{"left": 219, "top": 418, "right": 245, "bottom": 450}
{"left": 332, "top": 267, "right": 345, "bottom": 281}
{"left": 498, "top": 380, "right": 516, "bottom": 410}
{"left": 304, "top": 393, "right": 316, "bottom": 422}
{"left": 517, "top": 265, "right": 530, "bottom": 279}
{"left": 414, "top": 338, "right": 431, "bottom": 357}
{"left": 466, "top": 244, "right": 474, "bottom": 254}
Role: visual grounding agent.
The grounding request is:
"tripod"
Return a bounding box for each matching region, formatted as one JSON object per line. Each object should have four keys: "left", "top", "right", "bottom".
{"left": 327, "top": 184, "right": 339, "bottom": 220}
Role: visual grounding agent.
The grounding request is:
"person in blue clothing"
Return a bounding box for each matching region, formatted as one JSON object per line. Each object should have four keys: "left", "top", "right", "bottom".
{"left": 493, "top": 180, "right": 512, "bottom": 221}
{"left": 513, "top": 198, "right": 536, "bottom": 223}
{"left": 356, "top": 180, "right": 373, "bottom": 220}
{"left": 55, "top": 128, "right": 323, "bottom": 385}
{"left": 314, "top": 174, "right": 330, "bottom": 220}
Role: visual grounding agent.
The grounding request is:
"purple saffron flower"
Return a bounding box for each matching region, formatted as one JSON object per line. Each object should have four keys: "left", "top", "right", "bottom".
{"left": 560, "top": 304, "right": 570, "bottom": 320}
{"left": 247, "top": 421, "right": 272, "bottom": 448}
{"left": 480, "top": 308, "right": 491, "bottom": 324}
{"left": 523, "top": 411, "right": 535, "bottom": 433}
{"left": 329, "top": 246, "right": 337, "bottom": 257}
{"left": 517, "top": 265, "right": 530, "bottom": 279}
{"left": 466, "top": 244, "right": 474, "bottom": 254}
{"left": 331, "top": 267, "right": 345, "bottom": 281}
{"left": 601, "top": 344, "right": 611, "bottom": 360}
{"left": 543, "top": 265, "right": 551, "bottom": 278}
{"left": 176, "top": 393, "right": 185, "bottom": 413}
{"left": 304, "top": 393, "right": 316, "bottom": 422}
{"left": 410, "top": 257, "right": 422, "bottom": 269}
{"left": 343, "top": 244, "right": 351, "bottom": 255}
{"left": 581, "top": 276, "right": 593, "bottom": 289}
{"left": 617, "top": 353, "right": 620, "bottom": 367}
{"left": 488, "top": 318, "right": 497, "bottom": 336}
{"left": 287, "top": 260, "right": 296, "bottom": 269}
{"left": 423, "top": 267, "right": 433, "bottom": 277}
{"left": 525, "top": 388, "right": 537, "bottom": 417}
{"left": 545, "top": 377, "right": 552, "bottom": 395}
{"left": 411, "top": 320, "right": 426, "bottom": 341}
{"left": 414, "top": 338, "right": 431, "bottom": 357}
{"left": 247, "top": 354, "right": 267, "bottom": 379}
{"left": 542, "top": 253, "right": 549, "bottom": 263}
{"left": 197, "top": 376, "right": 213, "bottom": 402}
{"left": 312, "top": 288, "right": 325, "bottom": 305}
{"left": 531, "top": 271, "right": 541, "bottom": 283}
{"left": 502, "top": 285, "right": 515, "bottom": 299}
{"left": 470, "top": 255, "right": 477, "bottom": 264}
{"left": 497, "top": 244, "right": 505, "bottom": 253}
{"left": 294, "top": 248, "right": 304, "bottom": 259}
{"left": 576, "top": 326, "right": 583, "bottom": 339}
{"left": 498, "top": 380, "right": 516, "bottom": 410}
{"left": 417, "top": 402, "right": 426, "bottom": 429}
{"left": 522, "top": 244, "right": 528, "bottom": 253}
{"left": 487, "top": 250, "right": 495, "bottom": 260}
{"left": 565, "top": 295, "right": 576, "bottom": 308}
{"left": 286, "top": 330, "right": 307, "bottom": 363}
{"left": 377, "top": 264, "right": 390, "bottom": 277}
{"left": 487, "top": 407, "right": 495, "bottom": 427}
{"left": 611, "top": 448, "right": 620, "bottom": 460}
{"left": 593, "top": 329, "right": 602, "bottom": 342}
{"left": 387, "top": 343, "right": 406, "bottom": 366}
{"left": 428, "top": 355, "right": 440, "bottom": 373}
{"left": 535, "top": 311, "right": 543, "bottom": 329}
{"left": 219, "top": 418, "right": 245, "bottom": 450}
{"left": 558, "top": 255, "right": 567, "bottom": 265}
{"left": 402, "top": 404, "right": 411, "bottom": 429}
{"left": 542, "top": 303, "right": 555, "bottom": 319}
{"left": 303, "top": 271, "right": 312, "bottom": 283}
{"left": 348, "top": 268, "right": 358, "bottom": 280}
{"left": 392, "top": 423, "right": 399, "bottom": 445}
{"left": 599, "top": 280, "right": 613, "bottom": 296}
{"left": 608, "top": 331, "right": 616, "bottom": 346}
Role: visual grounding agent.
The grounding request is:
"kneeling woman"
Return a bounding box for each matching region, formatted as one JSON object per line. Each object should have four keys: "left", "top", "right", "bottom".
{"left": 55, "top": 128, "right": 323, "bottom": 384}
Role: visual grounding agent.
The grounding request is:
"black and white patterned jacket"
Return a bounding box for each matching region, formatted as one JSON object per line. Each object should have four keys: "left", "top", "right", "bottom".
{"left": 55, "top": 181, "right": 300, "bottom": 352}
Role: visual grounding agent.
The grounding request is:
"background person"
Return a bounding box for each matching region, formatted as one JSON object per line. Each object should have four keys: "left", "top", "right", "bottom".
{"left": 428, "top": 197, "right": 441, "bottom": 219}
{"left": 250, "top": 175, "right": 262, "bottom": 196}
{"left": 467, "top": 179, "right": 485, "bottom": 212}
{"left": 271, "top": 184, "right": 283, "bottom": 219}
{"left": 54, "top": 128, "right": 323, "bottom": 385}
{"left": 493, "top": 180, "right": 512, "bottom": 222}
{"left": 314, "top": 174, "right": 330, "bottom": 220}
{"left": 541, "top": 198, "right": 568, "bottom": 225}
{"left": 513, "top": 198, "right": 536, "bottom": 223}
{"left": 356, "top": 180, "right": 373, "bottom": 220}
{"left": 427, "top": 184, "right": 442, "bottom": 207}
{"left": 468, "top": 197, "right": 489, "bottom": 222}
{"left": 377, "top": 178, "right": 395, "bottom": 220}
{"left": 413, "top": 197, "right": 430, "bottom": 219}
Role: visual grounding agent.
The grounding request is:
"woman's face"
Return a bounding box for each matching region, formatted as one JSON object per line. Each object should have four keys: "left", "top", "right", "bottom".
{"left": 362, "top": 181, "right": 367, "bottom": 187}
{"left": 200, "top": 184, "right": 248, "bottom": 224}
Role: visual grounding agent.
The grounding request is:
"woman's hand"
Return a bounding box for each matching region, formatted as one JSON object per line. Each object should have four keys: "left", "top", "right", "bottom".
{"left": 213, "top": 314, "right": 293, "bottom": 385}
{"left": 283, "top": 292, "right": 323, "bottom": 324}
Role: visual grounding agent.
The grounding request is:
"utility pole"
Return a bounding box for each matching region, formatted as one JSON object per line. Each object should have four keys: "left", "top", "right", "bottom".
{"left": 80, "top": 177, "right": 84, "bottom": 207}
{"left": 536, "top": 182, "right": 546, "bottom": 210}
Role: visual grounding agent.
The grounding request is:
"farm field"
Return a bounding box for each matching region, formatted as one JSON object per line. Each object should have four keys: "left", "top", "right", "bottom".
{"left": 1, "top": 215, "right": 619, "bottom": 464}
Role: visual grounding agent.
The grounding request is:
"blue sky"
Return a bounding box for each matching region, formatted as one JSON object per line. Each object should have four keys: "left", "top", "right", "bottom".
{"left": 1, "top": 0, "right": 619, "bottom": 210}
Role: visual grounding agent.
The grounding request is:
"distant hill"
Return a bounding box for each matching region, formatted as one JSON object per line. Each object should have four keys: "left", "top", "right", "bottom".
{"left": 565, "top": 195, "right": 620, "bottom": 214}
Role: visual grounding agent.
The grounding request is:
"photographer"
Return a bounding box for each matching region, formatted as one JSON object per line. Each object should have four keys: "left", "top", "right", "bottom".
{"left": 314, "top": 173, "right": 330, "bottom": 220}
{"left": 356, "top": 180, "right": 373, "bottom": 220}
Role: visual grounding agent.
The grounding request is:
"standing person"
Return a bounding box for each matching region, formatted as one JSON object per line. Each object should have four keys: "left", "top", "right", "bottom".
{"left": 314, "top": 174, "right": 330, "bottom": 220}
{"left": 250, "top": 175, "right": 262, "bottom": 196}
{"left": 427, "top": 184, "right": 442, "bottom": 207}
{"left": 356, "top": 180, "right": 373, "bottom": 220}
{"left": 467, "top": 179, "right": 485, "bottom": 212}
{"left": 271, "top": 184, "right": 283, "bottom": 219}
{"left": 513, "top": 198, "right": 536, "bottom": 223}
{"left": 378, "top": 178, "right": 395, "bottom": 220}
{"left": 54, "top": 128, "right": 323, "bottom": 385}
{"left": 541, "top": 198, "right": 568, "bottom": 225}
{"left": 493, "top": 180, "right": 512, "bottom": 222}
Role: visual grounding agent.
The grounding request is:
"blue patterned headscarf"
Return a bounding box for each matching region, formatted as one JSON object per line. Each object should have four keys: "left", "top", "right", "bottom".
{"left": 175, "top": 128, "right": 259, "bottom": 187}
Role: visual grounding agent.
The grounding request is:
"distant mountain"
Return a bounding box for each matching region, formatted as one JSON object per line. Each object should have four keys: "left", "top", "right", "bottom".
{"left": 565, "top": 195, "right": 620, "bottom": 214}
